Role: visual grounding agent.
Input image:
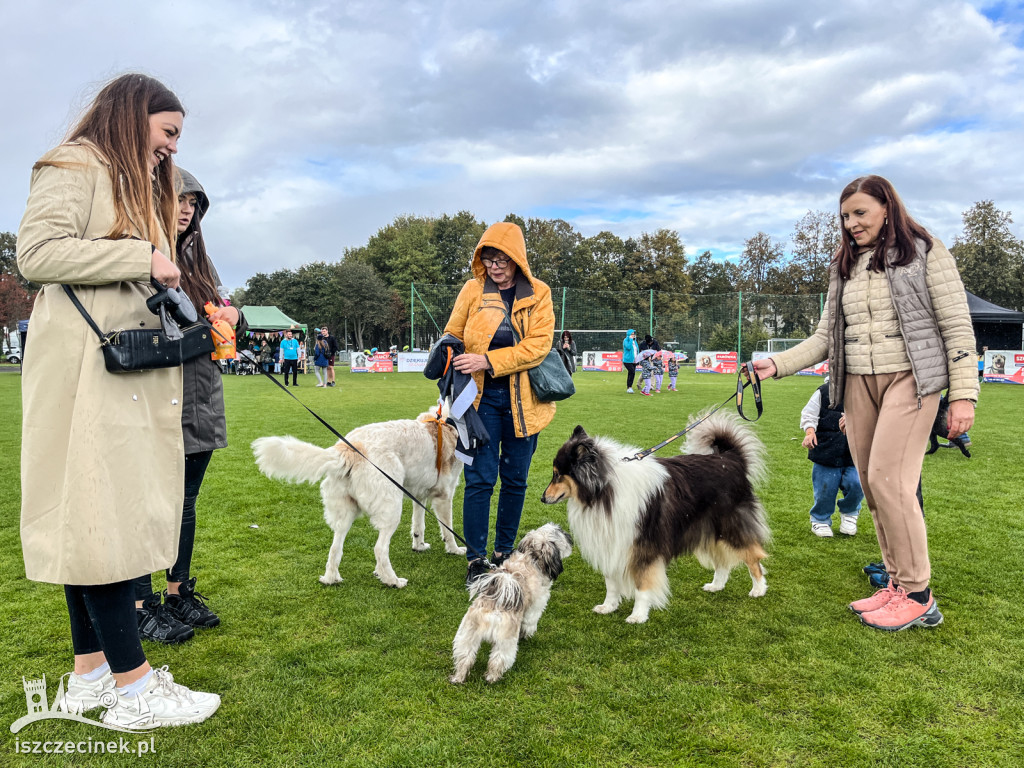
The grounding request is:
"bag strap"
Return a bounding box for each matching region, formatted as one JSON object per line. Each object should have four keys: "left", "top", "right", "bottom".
{"left": 62, "top": 285, "right": 106, "bottom": 343}
{"left": 494, "top": 301, "right": 523, "bottom": 344}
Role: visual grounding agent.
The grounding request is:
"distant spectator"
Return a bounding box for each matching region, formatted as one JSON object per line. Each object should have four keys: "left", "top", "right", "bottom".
{"left": 321, "top": 325, "right": 339, "bottom": 387}
{"left": 259, "top": 340, "right": 273, "bottom": 373}
{"left": 280, "top": 330, "right": 300, "bottom": 385}
{"left": 558, "top": 330, "right": 576, "bottom": 375}
{"left": 667, "top": 352, "right": 679, "bottom": 391}
{"left": 313, "top": 333, "right": 330, "bottom": 387}
{"left": 622, "top": 329, "right": 639, "bottom": 393}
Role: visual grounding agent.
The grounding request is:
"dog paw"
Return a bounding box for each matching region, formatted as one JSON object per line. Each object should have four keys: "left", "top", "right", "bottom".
{"left": 319, "top": 574, "right": 342, "bottom": 586}
{"left": 625, "top": 613, "right": 649, "bottom": 624}
{"left": 748, "top": 583, "right": 767, "bottom": 598}
{"left": 484, "top": 673, "right": 504, "bottom": 684}
{"left": 593, "top": 603, "right": 618, "bottom": 614}
{"left": 389, "top": 577, "right": 408, "bottom": 589}
{"left": 446, "top": 545, "right": 468, "bottom": 556}
{"left": 702, "top": 583, "right": 725, "bottom": 592}
{"left": 449, "top": 675, "right": 466, "bottom": 685}
{"left": 412, "top": 542, "right": 431, "bottom": 552}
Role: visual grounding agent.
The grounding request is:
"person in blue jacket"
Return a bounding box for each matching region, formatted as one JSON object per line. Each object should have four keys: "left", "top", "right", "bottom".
{"left": 622, "top": 329, "right": 639, "bottom": 393}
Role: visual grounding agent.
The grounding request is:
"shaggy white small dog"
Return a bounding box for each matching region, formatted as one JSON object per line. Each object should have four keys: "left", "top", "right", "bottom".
{"left": 450, "top": 523, "right": 573, "bottom": 684}
{"left": 252, "top": 411, "right": 465, "bottom": 588}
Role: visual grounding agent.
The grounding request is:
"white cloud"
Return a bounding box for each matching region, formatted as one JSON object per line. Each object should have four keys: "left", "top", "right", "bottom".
{"left": 2, "top": 0, "right": 1022, "bottom": 290}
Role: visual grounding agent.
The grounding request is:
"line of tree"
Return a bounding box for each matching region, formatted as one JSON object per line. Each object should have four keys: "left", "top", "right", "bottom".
{"left": 232, "top": 202, "right": 1024, "bottom": 351}
{"left": 3, "top": 200, "right": 1022, "bottom": 350}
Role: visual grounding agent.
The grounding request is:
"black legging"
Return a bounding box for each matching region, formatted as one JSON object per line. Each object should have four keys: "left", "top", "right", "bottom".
{"left": 133, "top": 451, "right": 214, "bottom": 601}
{"left": 65, "top": 581, "right": 147, "bottom": 673}
{"left": 625, "top": 362, "right": 637, "bottom": 389}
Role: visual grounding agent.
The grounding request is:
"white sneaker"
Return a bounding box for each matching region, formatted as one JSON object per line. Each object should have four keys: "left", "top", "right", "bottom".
{"left": 811, "top": 521, "right": 834, "bottom": 538}
{"left": 102, "top": 666, "right": 220, "bottom": 729}
{"left": 626, "top": 388, "right": 634, "bottom": 393}
{"left": 839, "top": 514, "right": 858, "bottom": 536}
{"left": 57, "top": 670, "right": 116, "bottom": 714}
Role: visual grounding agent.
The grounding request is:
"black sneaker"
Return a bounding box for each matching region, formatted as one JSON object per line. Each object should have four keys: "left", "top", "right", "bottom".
{"left": 465, "top": 559, "right": 490, "bottom": 588}
{"left": 137, "top": 594, "right": 194, "bottom": 644}
{"left": 491, "top": 551, "right": 511, "bottom": 568}
{"left": 164, "top": 578, "right": 220, "bottom": 629}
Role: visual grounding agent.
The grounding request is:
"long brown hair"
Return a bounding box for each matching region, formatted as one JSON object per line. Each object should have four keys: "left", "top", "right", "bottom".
{"left": 835, "top": 175, "right": 932, "bottom": 280}
{"left": 178, "top": 225, "right": 222, "bottom": 309}
{"left": 176, "top": 181, "right": 222, "bottom": 309}
{"left": 42, "top": 74, "right": 185, "bottom": 251}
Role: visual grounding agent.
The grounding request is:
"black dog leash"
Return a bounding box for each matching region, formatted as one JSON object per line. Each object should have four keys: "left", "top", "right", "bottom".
{"left": 624, "top": 361, "right": 763, "bottom": 462}
{"left": 251, "top": 363, "right": 492, "bottom": 565}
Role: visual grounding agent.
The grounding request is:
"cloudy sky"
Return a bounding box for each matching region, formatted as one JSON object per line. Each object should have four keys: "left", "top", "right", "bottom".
{"left": 2, "top": 0, "right": 1022, "bottom": 291}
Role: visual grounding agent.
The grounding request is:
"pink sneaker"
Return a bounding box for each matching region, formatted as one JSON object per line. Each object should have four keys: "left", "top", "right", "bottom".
{"left": 640, "top": 390, "right": 652, "bottom": 397}
{"left": 655, "top": 389, "right": 661, "bottom": 393}
{"left": 860, "top": 587, "right": 943, "bottom": 631}
{"left": 848, "top": 582, "right": 896, "bottom": 615}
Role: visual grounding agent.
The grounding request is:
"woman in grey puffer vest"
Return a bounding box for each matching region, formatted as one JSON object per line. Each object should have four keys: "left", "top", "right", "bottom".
{"left": 132, "top": 168, "right": 246, "bottom": 643}
{"left": 754, "top": 175, "right": 977, "bottom": 633}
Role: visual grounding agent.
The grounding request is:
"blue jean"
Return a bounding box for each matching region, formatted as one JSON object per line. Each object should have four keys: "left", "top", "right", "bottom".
{"left": 462, "top": 387, "right": 538, "bottom": 560}
{"left": 809, "top": 463, "right": 864, "bottom": 523}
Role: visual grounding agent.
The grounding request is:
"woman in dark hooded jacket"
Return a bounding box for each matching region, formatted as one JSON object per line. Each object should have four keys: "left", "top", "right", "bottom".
{"left": 133, "top": 168, "right": 246, "bottom": 643}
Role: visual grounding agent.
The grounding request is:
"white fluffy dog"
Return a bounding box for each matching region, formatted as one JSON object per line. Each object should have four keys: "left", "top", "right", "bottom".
{"left": 450, "top": 523, "right": 573, "bottom": 684}
{"left": 252, "top": 411, "right": 466, "bottom": 588}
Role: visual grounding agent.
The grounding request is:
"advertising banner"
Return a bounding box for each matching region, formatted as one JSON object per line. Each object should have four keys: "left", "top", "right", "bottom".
{"left": 582, "top": 351, "right": 623, "bottom": 372}
{"left": 696, "top": 350, "right": 737, "bottom": 374}
{"left": 751, "top": 351, "right": 827, "bottom": 376}
{"left": 351, "top": 352, "right": 394, "bottom": 373}
{"left": 397, "top": 351, "right": 429, "bottom": 373}
{"left": 982, "top": 350, "right": 1024, "bottom": 384}
{"left": 797, "top": 360, "right": 829, "bottom": 376}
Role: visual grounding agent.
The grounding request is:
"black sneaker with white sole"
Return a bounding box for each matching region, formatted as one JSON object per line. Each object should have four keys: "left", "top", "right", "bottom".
{"left": 465, "top": 559, "right": 490, "bottom": 588}
{"left": 137, "top": 594, "right": 194, "bottom": 644}
{"left": 164, "top": 578, "right": 220, "bottom": 629}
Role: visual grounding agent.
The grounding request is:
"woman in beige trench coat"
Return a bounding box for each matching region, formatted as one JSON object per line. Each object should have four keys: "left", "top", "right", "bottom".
{"left": 17, "top": 74, "right": 219, "bottom": 728}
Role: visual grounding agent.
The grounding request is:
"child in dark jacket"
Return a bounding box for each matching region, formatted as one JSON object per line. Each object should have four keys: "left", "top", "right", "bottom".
{"left": 801, "top": 379, "right": 864, "bottom": 537}
{"left": 638, "top": 349, "right": 655, "bottom": 396}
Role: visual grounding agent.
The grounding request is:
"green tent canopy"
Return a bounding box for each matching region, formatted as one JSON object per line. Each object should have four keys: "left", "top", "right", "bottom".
{"left": 241, "top": 306, "right": 307, "bottom": 336}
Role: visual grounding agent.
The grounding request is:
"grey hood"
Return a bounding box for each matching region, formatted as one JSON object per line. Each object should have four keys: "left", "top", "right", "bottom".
{"left": 175, "top": 167, "right": 210, "bottom": 229}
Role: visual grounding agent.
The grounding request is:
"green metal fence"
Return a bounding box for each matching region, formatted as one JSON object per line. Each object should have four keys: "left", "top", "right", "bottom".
{"left": 411, "top": 284, "right": 825, "bottom": 361}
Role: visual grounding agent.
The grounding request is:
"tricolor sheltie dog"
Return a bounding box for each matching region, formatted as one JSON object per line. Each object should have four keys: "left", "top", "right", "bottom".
{"left": 541, "top": 411, "right": 770, "bottom": 623}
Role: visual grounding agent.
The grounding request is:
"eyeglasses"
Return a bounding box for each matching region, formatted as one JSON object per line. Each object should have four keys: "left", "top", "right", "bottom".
{"left": 481, "top": 257, "right": 512, "bottom": 268}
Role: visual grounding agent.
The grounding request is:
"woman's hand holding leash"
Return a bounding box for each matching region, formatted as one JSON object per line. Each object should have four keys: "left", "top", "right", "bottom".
{"left": 752, "top": 357, "right": 777, "bottom": 379}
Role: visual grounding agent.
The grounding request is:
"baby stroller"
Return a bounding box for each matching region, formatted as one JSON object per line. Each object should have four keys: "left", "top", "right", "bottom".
{"left": 235, "top": 349, "right": 258, "bottom": 375}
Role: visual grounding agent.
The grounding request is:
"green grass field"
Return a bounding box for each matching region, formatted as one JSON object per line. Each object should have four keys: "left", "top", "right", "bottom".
{"left": 0, "top": 366, "right": 1021, "bottom": 767}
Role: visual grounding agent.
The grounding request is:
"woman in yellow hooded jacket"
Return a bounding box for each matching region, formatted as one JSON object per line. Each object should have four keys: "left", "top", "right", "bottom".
{"left": 444, "top": 222, "right": 556, "bottom": 585}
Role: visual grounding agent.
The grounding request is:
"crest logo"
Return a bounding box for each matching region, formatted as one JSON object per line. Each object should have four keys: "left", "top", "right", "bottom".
{"left": 10, "top": 675, "right": 154, "bottom": 734}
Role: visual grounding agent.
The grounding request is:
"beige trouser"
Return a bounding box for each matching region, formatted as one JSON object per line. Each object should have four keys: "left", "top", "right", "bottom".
{"left": 844, "top": 372, "right": 939, "bottom": 593}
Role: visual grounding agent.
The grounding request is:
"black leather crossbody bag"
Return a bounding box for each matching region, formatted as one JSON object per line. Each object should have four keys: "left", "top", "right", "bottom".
{"left": 63, "top": 285, "right": 215, "bottom": 373}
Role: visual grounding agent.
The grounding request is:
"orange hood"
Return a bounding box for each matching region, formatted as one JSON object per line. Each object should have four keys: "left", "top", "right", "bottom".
{"left": 471, "top": 222, "right": 535, "bottom": 283}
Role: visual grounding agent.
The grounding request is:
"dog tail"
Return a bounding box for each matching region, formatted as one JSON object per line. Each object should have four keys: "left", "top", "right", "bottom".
{"left": 682, "top": 409, "right": 767, "bottom": 489}
{"left": 251, "top": 436, "right": 342, "bottom": 485}
{"left": 469, "top": 571, "right": 525, "bottom": 613}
